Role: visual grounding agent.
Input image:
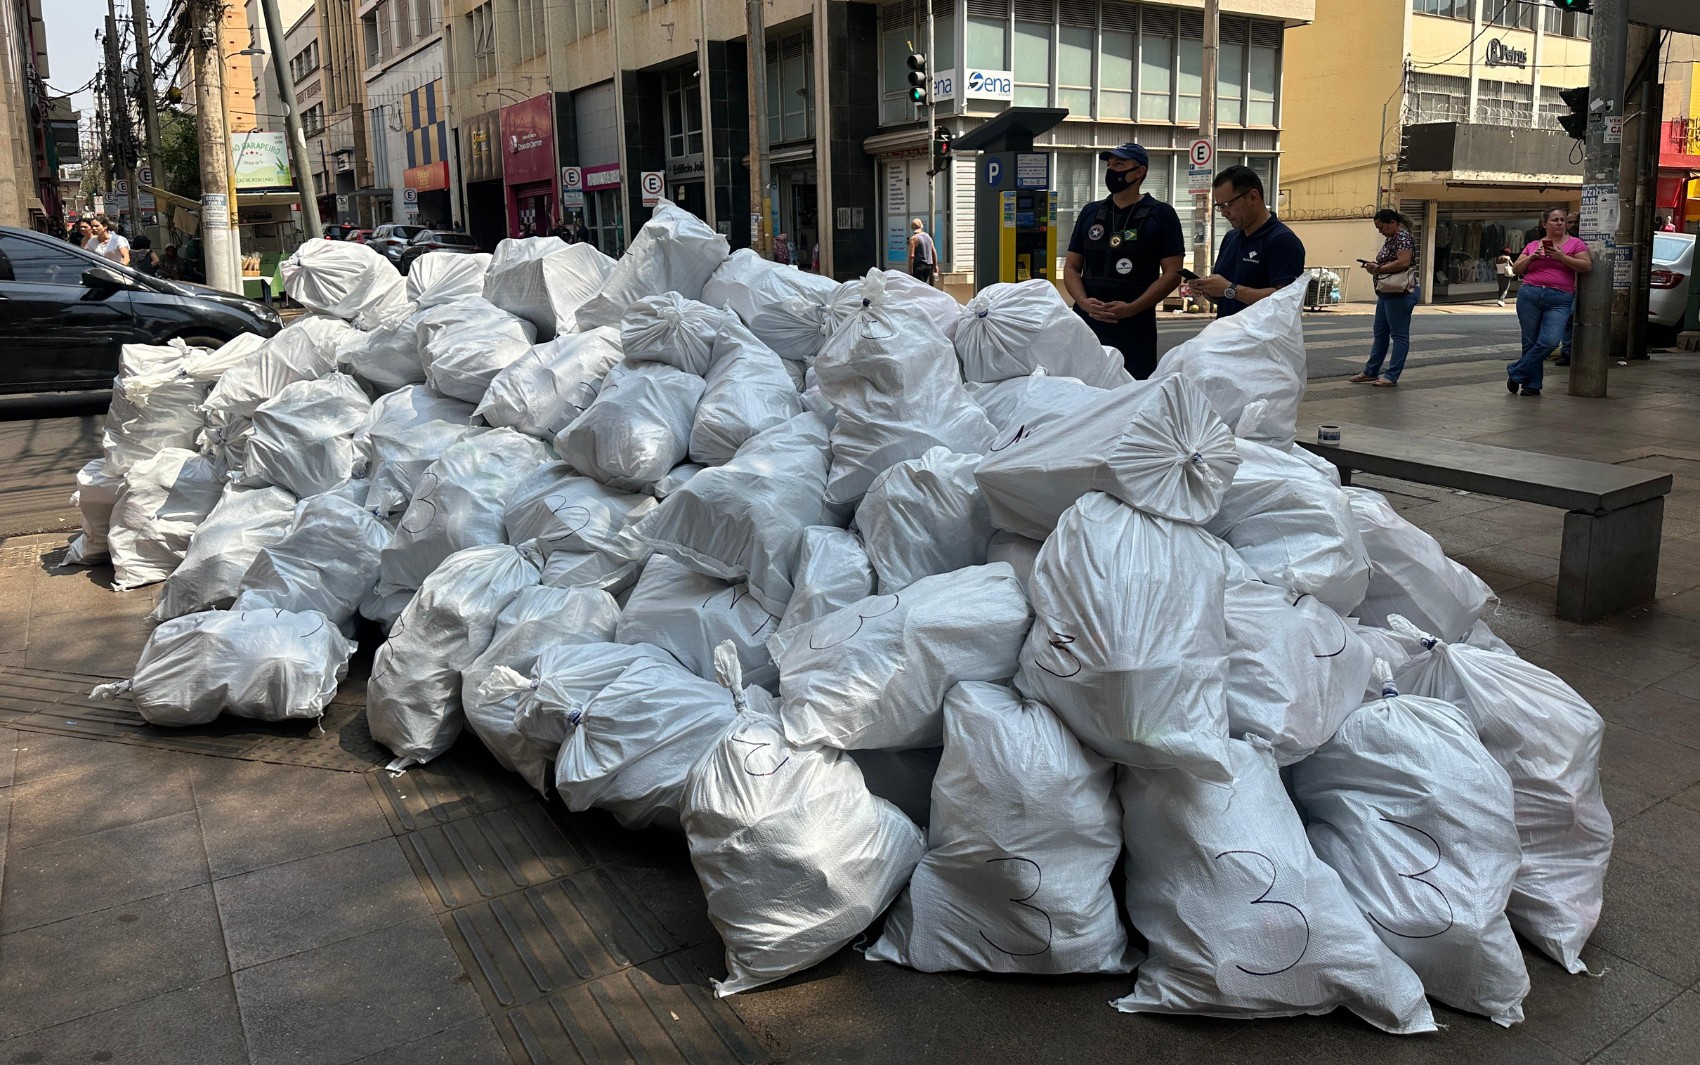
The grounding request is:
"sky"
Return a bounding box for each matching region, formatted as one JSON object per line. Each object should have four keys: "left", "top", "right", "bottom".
{"left": 42, "top": 0, "right": 173, "bottom": 127}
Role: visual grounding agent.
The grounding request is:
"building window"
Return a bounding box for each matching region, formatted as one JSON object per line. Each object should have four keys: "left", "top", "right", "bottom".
{"left": 881, "top": 25, "right": 915, "bottom": 126}
{"left": 363, "top": 13, "right": 380, "bottom": 68}
{"left": 1139, "top": 17, "right": 1174, "bottom": 122}
{"left": 1542, "top": 4, "right": 1591, "bottom": 37}
{"left": 1477, "top": 78, "right": 1534, "bottom": 127}
{"left": 1412, "top": 0, "right": 1474, "bottom": 19}
{"left": 1012, "top": 20, "right": 1050, "bottom": 108}
{"left": 1177, "top": 37, "right": 1201, "bottom": 124}
{"left": 302, "top": 103, "right": 326, "bottom": 136}
{"left": 1100, "top": 23, "right": 1134, "bottom": 120}
{"left": 517, "top": 0, "right": 545, "bottom": 60}
{"left": 1216, "top": 20, "right": 1245, "bottom": 127}
{"left": 966, "top": 15, "right": 1007, "bottom": 69}
{"left": 1489, "top": 1, "right": 1537, "bottom": 30}
{"left": 1248, "top": 39, "right": 1277, "bottom": 126}
{"left": 1407, "top": 73, "right": 1469, "bottom": 124}
{"left": 767, "top": 35, "right": 814, "bottom": 145}
{"left": 290, "top": 41, "right": 319, "bottom": 84}
{"left": 469, "top": 3, "right": 496, "bottom": 82}
{"left": 664, "top": 68, "right": 704, "bottom": 158}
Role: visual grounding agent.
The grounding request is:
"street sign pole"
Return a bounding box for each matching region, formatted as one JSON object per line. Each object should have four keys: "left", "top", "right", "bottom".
{"left": 1571, "top": 0, "right": 1627, "bottom": 398}
{"left": 1190, "top": 0, "right": 1219, "bottom": 307}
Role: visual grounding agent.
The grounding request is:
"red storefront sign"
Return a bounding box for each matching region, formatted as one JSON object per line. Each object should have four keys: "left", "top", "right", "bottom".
{"left": 404, "top": 161, "right": 450, "bottom": 192}
{"left": 500, "top": 95, "right": 557, "bottom": 187}
{"left": 582, "top": 162, "right": 621, "bottom": 190}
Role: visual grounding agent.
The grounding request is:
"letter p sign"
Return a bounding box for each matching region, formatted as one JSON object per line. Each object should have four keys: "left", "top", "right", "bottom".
{"left": 986, "top": 158, "right": 1002, "bottom": 186}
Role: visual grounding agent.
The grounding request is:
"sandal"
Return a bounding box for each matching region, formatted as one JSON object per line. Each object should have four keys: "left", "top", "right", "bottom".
{"left": 1371, "top": 377, "right": 1398, "bottom": 387}
{"left": 1348, "top": 373, "right": 1375, "bottom": 383}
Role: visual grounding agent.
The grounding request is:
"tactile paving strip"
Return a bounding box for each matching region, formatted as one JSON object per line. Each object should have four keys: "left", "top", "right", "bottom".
{"left": 375, "top": 745, "right": 775, "bottom": 1065}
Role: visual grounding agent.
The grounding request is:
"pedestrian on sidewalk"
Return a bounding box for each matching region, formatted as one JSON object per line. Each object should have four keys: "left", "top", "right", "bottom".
{"left": 1191, "top": 164, "right": 1305, "bottom": 319}
{"left": 908, "top": 218, "right": 938, "bottom": 284}
{"left": 1507, "top": 207, "right": 1591, "bottom": 397}
{"left": 1494, "top": 247, "right": 1515, "bottom": 306}
{"left": 87, "top": 215, "right": 131, "bottom": 266}
{"left": 1349, "top": 209, "right": 1419, "bottom": 387}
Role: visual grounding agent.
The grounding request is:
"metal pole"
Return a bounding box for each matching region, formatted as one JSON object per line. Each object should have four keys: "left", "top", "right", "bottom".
{"left": 1625, "top": 63, "right": 1661, "bottom": 360}
{"left": 812, "top": 0, "right": 832, "bottom": 277}
{"left": 259, "top": 0, "right": 322, "bottom": 236}
{"left": 609, "top": 0, "right": 630, "bottom": 248}
{"left": 746, "top": 0, "right": 771, "bottom": 257}
{"left": 1569, "top": 0, "right": 1626, "bottom": 398}
{"left": 1191, "top": 0, "right": 1218, "bottom": 300}
{"left": 925, "top": 1, "right": 934, "bottom": 276}
{"left": 105, "top": 5, "right": 135, "bottom": 230}
{"left": 191, "top": 0, "right": 241, "bottom": 292}
{"left": 697, "top": 0, "right": 716, "bottom": 231}
{"left": 130, "top": 0, "right": 161, "bottom": 228}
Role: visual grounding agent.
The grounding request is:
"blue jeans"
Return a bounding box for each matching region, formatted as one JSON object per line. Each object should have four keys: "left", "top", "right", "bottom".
{"left": 1511, "top": 284, "right": 1573, "bottom": 391}
{"left": 1362, "top": 287, "right": 1419, "bottom": 382}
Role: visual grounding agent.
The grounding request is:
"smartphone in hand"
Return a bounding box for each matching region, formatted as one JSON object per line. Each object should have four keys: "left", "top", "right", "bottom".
{"left": 1179, "top": 268, "right": 1199, "bottom": 281}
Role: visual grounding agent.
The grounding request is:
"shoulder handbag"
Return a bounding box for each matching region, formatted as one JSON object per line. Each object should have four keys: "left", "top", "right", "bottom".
{"left": 1374, "top": 263, "right": 1416, "bottom": 295}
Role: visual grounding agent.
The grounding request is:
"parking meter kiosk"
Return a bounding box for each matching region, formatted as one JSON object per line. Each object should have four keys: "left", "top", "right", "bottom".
{"left": 953, "top": 107, "right": 1068, "bottom": 291}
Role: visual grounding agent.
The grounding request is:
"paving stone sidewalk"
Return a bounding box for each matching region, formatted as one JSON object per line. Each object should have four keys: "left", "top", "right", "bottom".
{"left": 1, "top": 355, "right": 1698, "bottom": 1064}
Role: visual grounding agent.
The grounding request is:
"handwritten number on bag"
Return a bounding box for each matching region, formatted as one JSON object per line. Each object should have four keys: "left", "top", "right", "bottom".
{"left": 989, "top": 423, "right": 1032, "bottom": 453}
{"left": 1215, "top": 849, "right": 1310, "bottom": 976}
{"left": 1365, "top": 818, "right": 1455, "bottom": 940}
{"left": 731, "top": 735, "right": 789, "bottom": 776}
{"left": 978, "top": 857, "right": 1054, "bottom": 957}
{"left": 1036, "top": 632, "right": 1083, "bottom": 679}
{"left": 806, "top": 594, "right": 900, "bottom": 650}
{"left": 702, "top": 585, "right": 782, "bottom": 639}
{"left": 1290, "top": 592, "right": 1349, "bottom": 659}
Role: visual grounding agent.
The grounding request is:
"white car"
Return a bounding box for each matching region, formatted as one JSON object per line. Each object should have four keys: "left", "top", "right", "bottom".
{"left": 1649, "top": 231, "right": 1694, "bottom": 335}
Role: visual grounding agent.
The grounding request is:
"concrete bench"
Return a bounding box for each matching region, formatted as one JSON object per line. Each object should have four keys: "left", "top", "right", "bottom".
{"left": 1299, "top": 422, "right": 1673, "bottom": 623}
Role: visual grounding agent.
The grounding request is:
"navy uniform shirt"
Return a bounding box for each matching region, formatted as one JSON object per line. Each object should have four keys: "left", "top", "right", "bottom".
{"left": 1067, "top": 194, "right": 1186, "bottom": 293}
{"left": 1212, "top": 213, "right": 1305, "bottom": 317}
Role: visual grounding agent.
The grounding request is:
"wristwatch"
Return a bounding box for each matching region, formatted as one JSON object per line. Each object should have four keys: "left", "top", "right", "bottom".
{"left": 1223, "top": 284, "right": 1238, "bottom": 301}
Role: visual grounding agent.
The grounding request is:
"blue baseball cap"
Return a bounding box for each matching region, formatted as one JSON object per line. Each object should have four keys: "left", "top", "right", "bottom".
{"left": 1099, "top": 143, "right": 1149, "bottom": 166}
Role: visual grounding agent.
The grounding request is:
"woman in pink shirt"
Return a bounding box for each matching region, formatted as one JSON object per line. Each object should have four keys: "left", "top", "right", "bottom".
{"left": 1507, "top": 206, "right": 1591, "bottom": 396}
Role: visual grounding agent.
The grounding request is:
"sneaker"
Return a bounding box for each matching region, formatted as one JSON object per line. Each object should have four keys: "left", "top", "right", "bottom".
{"left": 1519, "top": 386, "right": 1542, "bottom": 397}
{"left": 1348, "top": 373, "right": 1375, "bottom": 383}
{"left": 1372, "top": 377, "right": 1398, "bottom": 387}
{"left": 1497, "top": 299, "right": 1505, "bottom": 307}
{"left": 1507, "top": 377, "right": 1519, "bottom": 394}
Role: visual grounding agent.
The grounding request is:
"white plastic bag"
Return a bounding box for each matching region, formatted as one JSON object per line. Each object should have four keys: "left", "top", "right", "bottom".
{"left": 768, "top": 563, "right": 1031, "bottom": 750}
{"left": 202, "top": 316, "right": 358, "bottom": 445}
{"left": 777, "top": 526, "right": 874, "bottom": 633}
{"left": 150, "top": 485, "right": 298, "bottom": 622}
{"left": 574, "top": 200, "right": 730, "bottom": 330}
{"left": 407, "top": 251, "right": 492, "bottom": 308}
{"left": 1149, "top": 274, "right": 1309, "bottom": 448}
{"left": 856, "top": 448, "right": 994, "bottom": 594}
{"left": 103, "top": 342, "right": 208, "bottom": 474}
{"left": 357, "top": 385, "right": 480, "bottom": 517}
{"left": 64, "top": 458, "right": 125, "bottom": 566}
{"left": 241, "top": 373, "right": 372, "bottom": 498}
{"left": 950, "top": 280, "right": 1131, "bottom": 387}
{"left": 492, "top": 640, "right": 681, "bottom": 757}
{"left": 632, "top": 411, "right": 834, "bottom": 615}
{"left": 1207, "top": 438, "right": 1370, "bottom": 615}
{"left": 688, "top": 315, "right": 805, "bottom": 466}
{"left": 682, "top": 677, "right": 925, "bottom": 996}
{"left": 1292, "top": 674, "right": 1529, "bottom": 1026}
{"left": 475, "top": 327, "right": 623, "bottom": 439}
{"left": 966, "top": 372, "right": 1106, "bottom": 438}
{"left": 335, "top": 302, "right": 429, "bottom": 393}
{"left": 700, "top": 249, "right": 840, "bottom": 359}
{"left": 460, "top": 584, "right": 621, "bottom": 794}
{"left": 866, "top": 682, "right": 1135, "bottom": 975}
{"left": 619, "top": 292, "right": 724, "bottom": 374}
{"left": 1015, "top": 493, "right": 1233, "bottom": 783}
{"left": 483, "top": 237, "right": 614, "bottom": 338}
{"left": 416, "top": 297, "right": 538, "bottom": 404}
{"left": 1346, "top": 488, "right": 1493, "bottom": 642}
{"left": 367, "top": 541, "right": 544, "bottom": 769}
{"left": 615, "top": 555, "right": 781, "bottom": 691}
{"left": 1114, "top": 739, "right": 1437, "bottom": 1033}
{"left": 556, "top": 362, "right": 707, "bottom": 492}
{"left": 814, "top": 269, "right": 996, "bottom": 504}
{"left": 975, "top": 374, "right": 1239, "bottom": 537}
{"left": 91, "top": 608, "right": 352, "bottom": 726}
{"left": 985, "top": 530, "right": 1042, "bottom": 594}
{"left": 1393, "top": 618, "right": 1612, "bottom": 975}
{"left": 280, "top": 239, "right": 407, "bottom": 323}
{"left": 502, "top": 462, "right": 655, "bottom": 594}
{"left": 235, "top": 491, "right": 390, "bottom": 631}
{"left": 107, "top": 448, "right": 225, "bottom": 591}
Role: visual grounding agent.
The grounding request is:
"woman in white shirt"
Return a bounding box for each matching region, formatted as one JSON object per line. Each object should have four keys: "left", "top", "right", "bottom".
{"left": 87, "top": 215, "right": 131, "bottom": 267}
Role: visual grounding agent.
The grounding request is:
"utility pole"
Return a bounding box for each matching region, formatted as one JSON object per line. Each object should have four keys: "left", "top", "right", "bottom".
{"left": 925, "top": 1, "right": 935, "bottom": 269}
{"left": 129, "top": 0, "right": 161, "bottom": 215}
{"left": 811, "top": 0, "right": 832, "bottom": 276}
{"left": 1570, "top": 0, "right": 1626, "bottom": 398}
{"left": 745, "top": 0, "right": 771, "bottom": 257}
{"left": 1610, "top": 25, "right": 1658, "bottom": 362}
{"left": 190, "top": 0, "right": 241, "bottom": 293}
{"left": 259, "top": 0, "right": 322, "bottom": 235}
{"left": 696, "top": 0, "right": 716, "bottom": 232}
{"left": 1190, "top": 0, "right": 1218, "bottom": 305}
{"left": 104, "top": 3, "right": 135, "bottom": 230}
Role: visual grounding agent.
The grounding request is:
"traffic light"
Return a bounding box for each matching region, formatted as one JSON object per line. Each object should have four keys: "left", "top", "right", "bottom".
{"left": 1549, "top": 0, "right": 1592, "bottom": 12}
{"left": 930, "top": 126, "right": 952, "bottom": 175}
{"left": 907, "top": 53, "right": 928, "bottom": 106}
{"left": 1557, "top": 85, "right": 1589, "bottom": 140}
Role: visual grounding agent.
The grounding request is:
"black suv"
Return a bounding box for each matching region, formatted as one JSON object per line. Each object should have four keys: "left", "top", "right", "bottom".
{"left": 0, "top": 225, "right": 283, "bottom": 394}
{"left": 396, "top": 230, "right": 481, "bottom": 274}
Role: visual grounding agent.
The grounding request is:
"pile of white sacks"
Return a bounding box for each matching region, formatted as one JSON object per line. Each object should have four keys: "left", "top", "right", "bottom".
{"left": 72, "top": 201, "right": 1611, "bottom": 1029}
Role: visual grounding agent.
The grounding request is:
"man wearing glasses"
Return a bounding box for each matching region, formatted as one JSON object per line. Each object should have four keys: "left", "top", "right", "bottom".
{"left": 1189, "top": 165, "right": 1305, "bottom": 318}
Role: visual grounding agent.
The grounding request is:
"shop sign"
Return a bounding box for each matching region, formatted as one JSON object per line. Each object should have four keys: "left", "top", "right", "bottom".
{"left": 404, "top": 160, "right": 450, "bottom": 193}
{"left": 1484, "top": 39, "right": 1527, "bottom": 69}
{"left": 668, "top": 155, "right": 705, "bottom": 180}
{"left": 583, "top": 162, "right": 621, "bottom": 190}
{"left": 499, "top": 95, "right": 556, "bottom": 185}
{"left": 934, "top": 69, "right": 1013, "bottom": 102}
{"left": 231, "top": 132, "right": 292, "bottom": 190}
{"left": 464, "top": 110, "right": 504, "bottom": 183}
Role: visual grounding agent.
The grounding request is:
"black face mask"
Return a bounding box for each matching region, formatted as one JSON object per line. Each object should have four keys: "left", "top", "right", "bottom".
{"left": 1105, "top": 168, "right": 1138, "bottom": 194}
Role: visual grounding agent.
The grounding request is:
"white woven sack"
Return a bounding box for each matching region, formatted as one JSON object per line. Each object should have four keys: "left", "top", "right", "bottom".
{"left": 1292, "top": 674, "right": 1529, "bottom": 1027}
{"left": 367, "top": 541, "right": 544, "bottom": 769}
{"left": 1345, "top": 488, "right": 1493, "bottom": 642}
{"left": 202, "top": 315, "right": 357, "bottom": 445}
{"left": 241, "top": 373, "right": 372, "bottom": 498}
{"left": 407, "top": 251, "right": 492, "bottom": 308}
{"left": 616, "top": 555, "right": 781, "bottom": 691}
{"left": 682, "top": 679, "right": 925, "bottom": 996}
{"left": 492, "top": 640, "right": 681, "bottom": 757}
{"left": 502, "top": 462, "right": 654, "bottom": 594}
{"left": 107, "top": 448, "right": 225, "bottom": 591}
{"left": 91, "top": 608, "right": 352, "bottom": 726}
{"left": 1149, "top": 273, "right": 1309, "bottom": 448}
{"left": 416, "top": 296, "right": 538, "bottom": 404}
{"left": 1114, "top": 739, "right": 1437, "bottom": 1033}
{"left": 335, "top": 302, "right": 429, "bottom": 393}
{"left": 475, "top": 327, "right": 623, "bottom": 439}
{"left": 150, "top": 485, "right": 297, "bottom": 622}
{"left": 235, "top": 491, "right": 390, "bottom": 631}
{"left": 1391, "top": 617, "right": 1612, "bottom": 975}
{"left": 574, "top": 199, "right": 730, "bottom": 330}
{"left": 64, "top": 458, "right": 125, "bottom": 566}
{"left": 688, "top": 315, "right": 805, "bottom": 466}
{"left": 966, "top": 372, "right": 1106, "bottom": 438}
{"left": 974, "top": 374, "right": 1239, "bottom": 538}
{"left": 461, "top": 585, "right": 621, "bottom": 794}
{"left": 777, "top": 526, "right": 874, "bottom": 634}
{"left": 556, "top": 362, "right": 706, "bottom": 492}
{"left": 483, "top": 237, "right": 614, "bottom": 337}
{"left": 768, "top": 563, "right": 1031, "bottom": 750}
{"left": 1015, "top": 493, "right": 1234, "bottom": 783}
{"left": 280, "top": 238, "right": 406, "bottom": 323}
{"left": 814, "top": 269, "right": 996, "bottom": 505}
{"left": 866, "top": 682, "right": 1136, "bottom": 975}
{"left": 832, "top": 269, "right": 959, "bottom": 336}
{"left": 700, "top": 249, "right": 840, "bottom": 359}
{"left": 357, "top": 385, "right": 479, "bottom": 516}
{"left": 950, "top": 279, "right": 1132, "bottom": 387}
{"left": 1207, "top": 438, "right": 1370, "bottom": 615}
{"left": 984, "top": 530, "right": 1042, "bottom": 594}
{"left": 632, "top": 411, "right": 834, "bottom": 615}
{"left": 856, "top": 447, "right": 994, "bottom": 594}
{"left": 651, "top": 462, "right": 703, "bottom": 499}
{"left": 103, "top": 342, "right": 207, "bottom": 475}
{"left": 555, "top": 656, "right": 737, "bottom": 830}
{"left": 1222, "top": 555, "right": 1377, "bottom": 766}
{"left": 619, "top": 292, "right": 724, "bottom": 374}
{"left": 1465, "top": 618, "right": 1518, "bottom": 655}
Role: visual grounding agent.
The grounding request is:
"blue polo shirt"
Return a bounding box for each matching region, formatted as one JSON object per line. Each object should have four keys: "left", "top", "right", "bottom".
{"left": 1212, "top": 213, "right": 1306, "bottom": 317}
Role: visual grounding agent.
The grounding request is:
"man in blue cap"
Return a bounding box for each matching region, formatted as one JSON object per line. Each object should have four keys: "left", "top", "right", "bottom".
{"left": 1063, "top": 142, "right": 1185, "bottom": 379}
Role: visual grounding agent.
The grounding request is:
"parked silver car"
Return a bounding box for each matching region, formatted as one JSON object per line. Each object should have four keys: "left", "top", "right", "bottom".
{"left": 1649, "top": 231, "right": 1695, "bottom": 338}
{"left": 367, "top": 224, "right": 428, "bottom": 263}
